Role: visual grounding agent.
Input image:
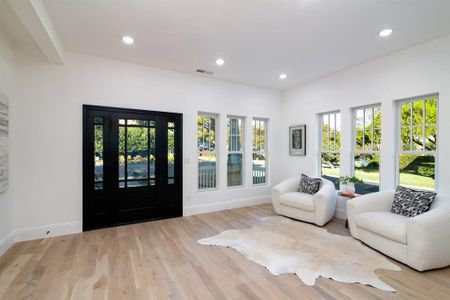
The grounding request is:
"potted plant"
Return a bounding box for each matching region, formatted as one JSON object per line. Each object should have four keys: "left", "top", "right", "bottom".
{"left": 339, "top": 176, "right": 363, "bottom": 194}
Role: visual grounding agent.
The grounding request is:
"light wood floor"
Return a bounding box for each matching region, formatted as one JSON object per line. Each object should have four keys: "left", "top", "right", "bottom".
{"left": 1, "top": 204, "right": 450, "bottom": 300}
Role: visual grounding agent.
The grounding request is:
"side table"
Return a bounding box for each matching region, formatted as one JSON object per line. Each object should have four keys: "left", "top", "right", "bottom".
{"left": 337, "top": 192, "right": 361, "bottom": 229}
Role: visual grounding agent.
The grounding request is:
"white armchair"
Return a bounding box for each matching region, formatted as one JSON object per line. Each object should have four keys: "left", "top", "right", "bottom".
{"left": 347, "top": 191, "right": 450, "bottom": 271}
{"left": 272, "top": 177, "right": 336, "bottom": 226}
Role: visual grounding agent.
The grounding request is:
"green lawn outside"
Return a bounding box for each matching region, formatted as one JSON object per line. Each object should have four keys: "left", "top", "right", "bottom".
{"left": 321, "top": 167, "right": 434, "bottom": 190}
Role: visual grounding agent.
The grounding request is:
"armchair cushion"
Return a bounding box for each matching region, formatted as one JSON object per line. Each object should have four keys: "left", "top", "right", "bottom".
{"left": 391, "top": 186, "right": 436, "bottom": 218}
{"left": 356, "top": 212, "right": 408, "bottom": 244}
{"left": 279, "top": 192, "right": 315, "bottom": 212}
{"left": 298, "top": 174, "right": 321, "bottom": 195}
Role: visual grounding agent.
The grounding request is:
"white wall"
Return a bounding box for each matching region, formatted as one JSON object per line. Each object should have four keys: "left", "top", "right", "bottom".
{"left": 282, "top": 35, "right": 450, "bottom": 201}
{"left": 0, "top": 31, "right": 16, "bottom": 254}
{"left": 12, "top": 48, "right": 282, "bottom": 235}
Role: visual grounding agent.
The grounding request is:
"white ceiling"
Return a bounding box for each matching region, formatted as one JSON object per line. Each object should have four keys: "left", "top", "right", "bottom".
{"left": 5, "top": 0, "right": 450, "bottom": 90}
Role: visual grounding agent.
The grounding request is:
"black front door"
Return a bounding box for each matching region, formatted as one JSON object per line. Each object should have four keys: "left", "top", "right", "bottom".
{"left": 83, "top": 105, "right": 182, "bottom": 231}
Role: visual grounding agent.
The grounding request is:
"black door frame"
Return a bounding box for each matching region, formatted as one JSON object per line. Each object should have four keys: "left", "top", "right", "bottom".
{"left": 82, "top": 104, "right": 183, "bottom": 231}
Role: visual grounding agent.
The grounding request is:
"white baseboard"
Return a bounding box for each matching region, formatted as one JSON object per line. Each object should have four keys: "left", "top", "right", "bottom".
{"left": 0, "top": 231, "right": 15, "bottom": 256}
{"left": 0, "top": 221, "right": 83, "bottom": 257}
{"left": 14, "top": 221, "right": 82, "bottom": 243}
{"left": 184, "top": 196, "right": 271, "bottom": 216}
{"left": 2, "top": 198, "right": 270, "bottom": 256}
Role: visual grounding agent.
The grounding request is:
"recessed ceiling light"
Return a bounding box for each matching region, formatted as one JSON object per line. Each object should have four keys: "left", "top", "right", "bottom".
{"left": 122, "top": 36, "right": 134, "bottom": 45}
{"left": 378, "top": 29, "right": 393, "bottom": 38}
{"left": 279, "top": 73, "right": 287, "bottom": 80}
{"left": 216, "top": 58, "right": 225, "bottom": 66}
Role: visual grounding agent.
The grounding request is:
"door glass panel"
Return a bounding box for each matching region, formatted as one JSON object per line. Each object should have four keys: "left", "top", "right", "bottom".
{"left": 94, "top": 121, "right": 104, "bottom": 190}
{"left": 127, "top": 126, "right": 149, "bottom": 180}
{"left": 128, "top": 119, "right": 149, "bottom": 126}
{"left": 150, "top": 127, "right": 156, "bottom": 179}
{"left": 128, "top": 180, "right": 148, "bottom": 187}
{"left": 168, "top": 123, "right": 175, "bottom": 184}
{"left": 118, "top": 118, "right": 155, "bottom": 189}
{"left": 119, "top": 126, "right": 125, "bottom": 182}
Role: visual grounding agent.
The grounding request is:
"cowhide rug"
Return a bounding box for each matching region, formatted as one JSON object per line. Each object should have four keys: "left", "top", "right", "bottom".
{"left": 198, "top": 216, "right": 401, "bottom": 292}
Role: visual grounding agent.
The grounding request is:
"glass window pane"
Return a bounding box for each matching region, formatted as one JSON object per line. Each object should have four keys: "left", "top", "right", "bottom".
{"left": 356, "top": 110, "right": 364, "bottom": 130}
{"left": 252, "top": 153, "right": 266, "bottom": 184}
{"left": 227, "top": 153, "right": 243, "bottom": 186}
{"left": 94, "top": 117, "right": 103, "bottom": 124}
{"left": 95, "top": 183, "right": 103, "bottom": 190}
{"left": 150, "top": 127, "right": 156, "bottom": 178}
{"left": 321, "top": 152, "right": 340, "bottom": 189}
{"left": 128, "top": 180, "right": 148, "bottom": 188}
{"left": 401, "top": 127, "right": 411, "bottom": 151}
{"left": 322, "top": 116, "right": 329, "bottom": 151}
{"left": 412, "top": 100, "right": 424, "bottom": 126}
{"left": 373, "top": 129, "right": 381, "bottom": 151}
{"left": 127, "top": 127, "right": 149, "bottom": 180}
{"left": 128, "top": 119, "right": 149, "bottom": 126}
{"left": 198, "top": 153, "right": 216, "bottom": 189}
{"left": 168, "top": 126, "right": 175, "bottom": 180}
{"left": 363, "top": 130, "right": 372, "bottom": 151}
{"left": 425, "top": 98, "right": 437, "bottom": 124}
{"left": 374, "top": 107, "right": 382, "bottom": 129}
{"left": 364, "top": 108, "right": 373, "bottom": 130}
{"left": 119, "top": 119, "right": 126, "bottom": 125}
{"left": 119, "top": 181, "right": 125, "bottom": 188}
{"left": 209, "top": 117, "right": 216, "bottom": 151}
{"left": 401, "top": 102, "right": 412, "bottom": 126}
{"left": 94, "top": 124, "right": 103, "bottom": 183}
{"left": 355, "top": 129, "right": 363, "bottom": 151}
{"left": 119, "top": 126, "right": 125, "bottom": 181}
{"left": 412, "top": 126, "right": 424, "bottom": 151}
{"left": 330, "top": 114, "right": 336, "bottom": 151}
{"left": 335, "top": 113, "right": 341, "bottom": 150}
{"left": 168, "top": 122, "right": 175, "bottom": 128}
{"left": 425, "top": 125, "right": 437, "bottom": 151}
{"left": 354, "top": 153, "right": 380, "bottom": 194}
{"left": 399, "top": 154, "right": 435, "bottom": 191}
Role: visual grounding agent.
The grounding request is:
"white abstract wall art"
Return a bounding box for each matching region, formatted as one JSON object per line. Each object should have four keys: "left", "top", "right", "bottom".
{"left": 0, "top": 92, "right": 8, "bottom": 192}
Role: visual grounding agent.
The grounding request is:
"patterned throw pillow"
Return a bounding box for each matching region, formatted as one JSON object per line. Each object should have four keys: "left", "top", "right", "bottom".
{"left": 391, "top": 186, "right": 436, "bottom": 218}
{"left": 298, "top": 174, "right": 322, "bottom": 195}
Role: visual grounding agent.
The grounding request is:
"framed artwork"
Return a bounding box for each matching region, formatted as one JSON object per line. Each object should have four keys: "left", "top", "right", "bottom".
{"left": 289, "top": 125, "right": 306, "bottom": 156}
{"left": 0, "top": 92, "right": 8, "bottom": 192}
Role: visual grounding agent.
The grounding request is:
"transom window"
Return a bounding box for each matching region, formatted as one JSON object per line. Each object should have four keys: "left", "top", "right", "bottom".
{"left": 397, "top": 95, "right": 438, "bottom": 191}
{"left": 252, "top": 118, "right": 267, "bottom": 185}
{"left": 227, "top": 116, "right": 244, "bottom": 187}
{"left": 320, "top": 111, "right": 341, "bottom": 188}
{"left": 197, "top": 114, "right": 217, "bottom": 190}
{"left": 354, "top": 105, "right": 381, "bottom": 194}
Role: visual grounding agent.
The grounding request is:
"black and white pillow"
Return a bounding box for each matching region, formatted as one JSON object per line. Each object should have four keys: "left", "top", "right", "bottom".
{"left": 391, "top": 186, "right": 436, "bottom": 218}
{"left": 298, "top": 174, "right": 321, "bottom": 195}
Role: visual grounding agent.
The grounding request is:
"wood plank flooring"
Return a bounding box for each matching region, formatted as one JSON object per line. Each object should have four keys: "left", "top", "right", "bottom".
{"left": 1, "top": 204, "right": 450, "bottom": 299}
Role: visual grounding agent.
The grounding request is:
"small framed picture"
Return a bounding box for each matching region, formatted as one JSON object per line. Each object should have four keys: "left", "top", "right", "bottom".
{"left": 289, "top": 125, "right": 306, "bottom": 156}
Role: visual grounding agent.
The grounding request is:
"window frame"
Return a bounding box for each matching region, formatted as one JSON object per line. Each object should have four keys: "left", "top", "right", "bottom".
{"left": 227, "top": 115, "right": 245, "bottom": 188}
{"left": 197, "top": 113, "right": 218, "bottom": 191}
{"left": 351, "top": 104, "right": 382, "bottom": 191}
{"left": 319, "top": 111, "right": 341, "bottom": 179}
{"left": 252, "top": 118, "right": 268, "bottom": 186}
{"left": 395, "top": 94, "right": 439, "bottom": 191}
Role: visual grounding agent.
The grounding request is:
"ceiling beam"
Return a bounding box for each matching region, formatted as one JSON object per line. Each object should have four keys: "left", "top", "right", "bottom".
{"left": 9, "top": 0, "right": 64, "bottom": 64}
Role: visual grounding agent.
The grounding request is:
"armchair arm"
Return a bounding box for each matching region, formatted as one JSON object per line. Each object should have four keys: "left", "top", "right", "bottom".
{"left": 347, "top": 190, "right": 395, "bottom": 239}
{"left": 272, "top": 177, "right": 299, "bottom": 213}
{"left": 313, "top": 179, "right": 337, "bottom": 226}
{"left": 406, "top": 203, "right": 450, "bottom": 271}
